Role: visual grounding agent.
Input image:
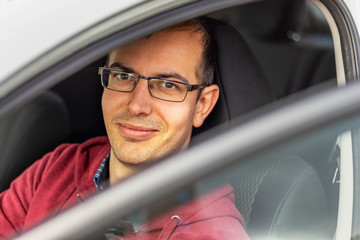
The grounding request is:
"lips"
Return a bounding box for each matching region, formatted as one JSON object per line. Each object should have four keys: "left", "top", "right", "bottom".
{"left": 117, "top": 123, "right": 158, "bottom": 140}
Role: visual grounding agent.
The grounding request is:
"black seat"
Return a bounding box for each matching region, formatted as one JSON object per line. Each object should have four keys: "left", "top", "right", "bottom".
{"left": 193, "top": 18, "right": 274, "bottom": 135}
{"left": 230, "top": 155, "right": 331, "bottom": 239}
{"left": 0, "top": 91, "right": 71, "bottom": 191}
{"left": 197, "top": 18, "right": 331, "bottom": 239}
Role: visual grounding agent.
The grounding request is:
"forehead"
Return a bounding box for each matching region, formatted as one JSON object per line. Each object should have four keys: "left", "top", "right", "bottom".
{"left": 109, "top": 29, "right": 203, "bottom": 62}
{"left": 108, "top": 30, "right": 203, "bottom": 82}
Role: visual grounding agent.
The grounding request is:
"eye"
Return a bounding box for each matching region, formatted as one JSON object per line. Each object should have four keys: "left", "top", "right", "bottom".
{"left": 115, "top": 72, "right": 132, "bottom": 80}
{"left": 150, "top": 79, "right": 184, "bottom": 93}
{"left": 162, "top": 81, "right": 176, "bottom": 89}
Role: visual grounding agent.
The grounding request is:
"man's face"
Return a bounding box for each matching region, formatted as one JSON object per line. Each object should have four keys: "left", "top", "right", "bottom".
{"left": 102, "top": 29, "right": 217, "bottom": 166}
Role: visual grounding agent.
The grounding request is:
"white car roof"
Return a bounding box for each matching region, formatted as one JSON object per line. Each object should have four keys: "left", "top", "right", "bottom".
{"left": 0, "top": 0, "right": 143, "bottom": 84}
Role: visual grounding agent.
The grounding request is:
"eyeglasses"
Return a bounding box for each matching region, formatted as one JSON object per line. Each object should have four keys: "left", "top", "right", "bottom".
{"left": 98, "top": 67, "right": 205, "bottom": 102}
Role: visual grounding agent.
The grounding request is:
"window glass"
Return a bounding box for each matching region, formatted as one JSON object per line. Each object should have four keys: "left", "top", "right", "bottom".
{"left": 93, "top": 110, "right": 360, "bottom": 240}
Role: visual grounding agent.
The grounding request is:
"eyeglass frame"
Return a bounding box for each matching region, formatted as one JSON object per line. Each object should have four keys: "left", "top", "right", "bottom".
{"left": 98, "top": 67, "right": 206, "bottom": 102}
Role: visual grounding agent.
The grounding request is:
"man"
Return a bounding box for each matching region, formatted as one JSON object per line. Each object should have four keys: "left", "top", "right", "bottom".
{"left": 0, "top": 19, "right": 249, "bottom": 239}
{"left": 102, "top": 20, "right": 219, "bottom": 184}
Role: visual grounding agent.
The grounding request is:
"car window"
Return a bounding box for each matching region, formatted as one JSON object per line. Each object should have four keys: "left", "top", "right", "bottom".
{"left": 0, "top": 0, "right": 337, "bottom": 191}
{"left": 16, "top": 81, "right": 360, "bottom": 240}
{"left": 76, "top": 84, "right": 360, "bottom": 240}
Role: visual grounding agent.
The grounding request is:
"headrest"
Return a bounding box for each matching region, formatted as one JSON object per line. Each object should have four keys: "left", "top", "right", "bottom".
{"left": 193, "top": 18, "right": 274, "bottom": 135}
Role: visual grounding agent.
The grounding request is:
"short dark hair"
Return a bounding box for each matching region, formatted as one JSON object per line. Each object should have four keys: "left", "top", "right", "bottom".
{"left": 165, "top": 18, "right": 217, "bottom": 86}
{"left": 107, "top": 18, "right": 217, "bottom": 86}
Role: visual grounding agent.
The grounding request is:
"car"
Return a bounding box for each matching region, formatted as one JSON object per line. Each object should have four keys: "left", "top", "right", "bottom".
{"left": 0, "top": 0, "right": 359, "bottom": 239}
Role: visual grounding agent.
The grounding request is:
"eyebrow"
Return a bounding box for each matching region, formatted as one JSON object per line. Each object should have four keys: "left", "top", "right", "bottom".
{"left": 109, "top": 62, "right": 190, "bottom": 84}
{"left": 109, "top": 62, "right": 135, "bottom": 73}
{"left": 155, "top": 73, "right": 189, "bottom": 84}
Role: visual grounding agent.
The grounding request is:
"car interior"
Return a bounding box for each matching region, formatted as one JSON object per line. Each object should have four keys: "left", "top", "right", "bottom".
{"left": 0, "top": 0, "right": 339, "bottom": 239}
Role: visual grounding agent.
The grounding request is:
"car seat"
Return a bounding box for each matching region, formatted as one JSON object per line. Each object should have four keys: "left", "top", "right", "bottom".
{"left": 193, "top": 18, "right": 274, "bottom": 135}
{"left": 200, "top": 18, "right": 331, "bottom": 239}
{"left": 0, "top": 91, "right": 71, "bottom": 191}
{"left": 210, "top": 0, "right": 336, "bottom": 99}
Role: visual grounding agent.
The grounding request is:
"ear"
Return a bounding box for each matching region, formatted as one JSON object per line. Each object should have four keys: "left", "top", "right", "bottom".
{"left": 193, "top": 84, "right": 219, "bottom": 128}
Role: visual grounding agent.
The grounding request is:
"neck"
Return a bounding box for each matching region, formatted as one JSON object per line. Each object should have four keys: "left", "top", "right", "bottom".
{"left": 109, "top": 151, "right": 145, "bottom": 185}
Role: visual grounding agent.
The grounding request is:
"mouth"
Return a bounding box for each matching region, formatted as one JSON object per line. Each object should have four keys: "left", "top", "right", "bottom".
{"left": 117, "top": 123, "right": 159, "bottom": 141}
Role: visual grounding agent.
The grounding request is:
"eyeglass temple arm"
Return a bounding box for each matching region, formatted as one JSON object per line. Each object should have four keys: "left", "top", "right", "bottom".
{"left": 188, "top": 84, "right": 205, "bottom": 92}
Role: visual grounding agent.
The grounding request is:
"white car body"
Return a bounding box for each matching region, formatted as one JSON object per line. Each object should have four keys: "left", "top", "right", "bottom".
{"left": 0, "top": 0, "right": 359, "bottom": 239}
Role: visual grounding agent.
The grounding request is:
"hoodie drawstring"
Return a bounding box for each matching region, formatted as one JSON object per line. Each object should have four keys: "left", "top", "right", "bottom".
{"left": 158, "top": 215, "right": 180, "bottom": 240}
{"left": 77, "top": 193, "right": 84, "bottom": 202}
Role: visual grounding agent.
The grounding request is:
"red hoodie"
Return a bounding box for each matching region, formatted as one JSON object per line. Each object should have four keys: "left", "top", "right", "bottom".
{"left": 0, "top": 137, "right": 249, "bottom": 239}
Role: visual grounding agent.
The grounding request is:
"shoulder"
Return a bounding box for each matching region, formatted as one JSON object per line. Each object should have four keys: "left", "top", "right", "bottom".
{"left": 138, "top": 184, "right": 249, "bottom": 239}
{"left": 28, "top": 136, "right": 110, "bottom": 188}
{"left": 46, "top": 136, "right": 111, "bottom": 177}
{"left": 53, "top": 136, "right": 110, "bottom": 155}
{"left": 48, "top": 136, "right": 110, "bottom": 165}
{"left": 173, "top": 184, "right": 249, "bottom": 239}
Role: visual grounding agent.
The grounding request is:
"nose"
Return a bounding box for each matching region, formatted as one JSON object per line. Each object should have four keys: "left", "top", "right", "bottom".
{"left": 127, "top": 78, "right": 152, "bottom": 116}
